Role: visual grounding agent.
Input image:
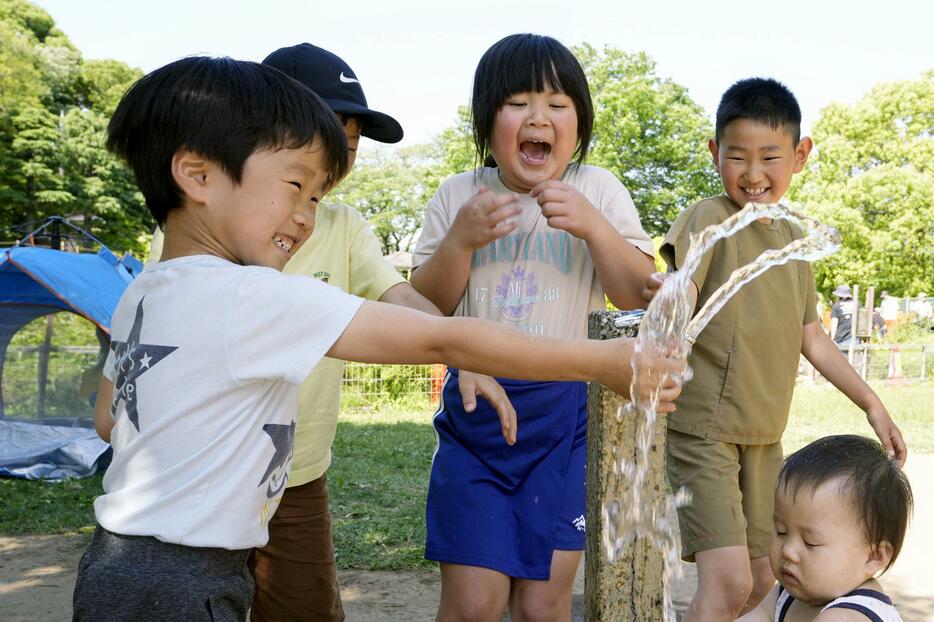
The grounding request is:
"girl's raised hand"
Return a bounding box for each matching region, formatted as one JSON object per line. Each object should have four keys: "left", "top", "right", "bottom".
{"left": 530, "top": 180, "right": 602, "bottom": 240}
{"left": 449, "top": 187, "right": 521, "bottom": 252}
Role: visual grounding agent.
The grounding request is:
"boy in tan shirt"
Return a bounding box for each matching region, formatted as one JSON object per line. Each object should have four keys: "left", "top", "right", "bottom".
{"left": 650, "top": 77, "right": 906, "bottom": 621}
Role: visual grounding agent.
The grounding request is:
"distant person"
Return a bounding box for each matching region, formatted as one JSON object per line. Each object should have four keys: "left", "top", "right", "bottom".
{"left": 75, "top": 56, "right": 683, "bottom": 620}
{"left": 411, "top": 34, "right": 656, "bottom": 620}
{"left": 910, "top": 292, "right": 931, "bottom": 326}
{"left": 880, "top": 290, "right": 900, "bottom": 333}
{"left": 646, "top": 78, "right": 907, "bottom": 621}
{"left": 830, "top": 284, "right": 855, "bottom": 346}
{"left": 738, "top": 435, "right": 912, "bottom": 622}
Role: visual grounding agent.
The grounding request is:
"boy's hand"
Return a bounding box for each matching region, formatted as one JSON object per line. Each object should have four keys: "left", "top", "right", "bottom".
{"left": 631, "top": 346, "right": 686, "bottom": 413}
{"left": 600, "top": 340, "right": 685, "bottom": 412}
{"left": 531, "top": 180, "right": 601, "bottom": 240}
{"left": 642, "top": 272, "right": 667, "bottom": 303}
{"left": 449, "top": 187, "right": 521, "bottom": 252}
{"left": 867, "top": 404, "right": 908, "bottom": 467}
{"left": 458, "top": 371, "right": 518, "bottom": 445}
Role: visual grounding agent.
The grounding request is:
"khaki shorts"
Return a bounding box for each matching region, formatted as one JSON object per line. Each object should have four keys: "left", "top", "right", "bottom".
{"left": 666, "top": 429, "right": 783, "bottom": 562}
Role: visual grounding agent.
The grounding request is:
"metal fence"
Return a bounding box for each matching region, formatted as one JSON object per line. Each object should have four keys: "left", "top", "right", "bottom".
{"left": 3, "top": 344, "right": 928, "bottom": 420}
{"left": 1, "top": 348, "right": 445, "bottom": 417}
{"left": 798, "top": 343, "right": 929, "bottom": 384}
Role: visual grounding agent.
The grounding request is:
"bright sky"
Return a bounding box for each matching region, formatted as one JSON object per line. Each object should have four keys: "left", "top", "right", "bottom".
{"left": 35, "top": 0, "right": 934, "bottom": 148}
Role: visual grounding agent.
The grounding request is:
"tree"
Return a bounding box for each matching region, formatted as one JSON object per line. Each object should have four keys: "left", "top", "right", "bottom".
{"left": 0, "top": 0, "right": 148, "bottom": 250}
{"left": 576, "top": 45, "right": 721, "bottom": 235}
{"left": 329, "top": 144, "right": 441, "bottom": 254}
{"left": 790, "top": 70, "right": 934, "bottom": 297}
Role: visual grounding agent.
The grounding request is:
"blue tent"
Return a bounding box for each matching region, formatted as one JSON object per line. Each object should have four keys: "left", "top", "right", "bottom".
{"left": 0, "top": 230, "right": 142, "bottom": 479}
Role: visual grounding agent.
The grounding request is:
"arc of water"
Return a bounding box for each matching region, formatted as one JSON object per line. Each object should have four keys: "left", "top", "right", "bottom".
{"left": 604, "top": 201, "right": 840, "bottom": 621}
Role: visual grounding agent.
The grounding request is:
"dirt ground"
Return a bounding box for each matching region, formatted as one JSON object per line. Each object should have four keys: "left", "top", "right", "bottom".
{"left": 2, "top": 456, "right": 932, "bottom": 621}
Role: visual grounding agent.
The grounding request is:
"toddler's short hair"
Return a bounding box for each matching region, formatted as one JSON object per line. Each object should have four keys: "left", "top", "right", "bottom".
{"left": 107, "top": 56, "right": 348, "bottom": 226}
{"left": 778, "top": 435, "right": 912, "bottom": 571}
{"left": 471, "top": 33, "right": 594, "bottom": 169}
{"left": 715, "top": 77, "right": 801, "bottom": 145}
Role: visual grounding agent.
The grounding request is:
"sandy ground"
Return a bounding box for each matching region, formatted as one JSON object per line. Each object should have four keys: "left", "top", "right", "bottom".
{"left": 2, "top": 455, "right": 932, "bottom": 621}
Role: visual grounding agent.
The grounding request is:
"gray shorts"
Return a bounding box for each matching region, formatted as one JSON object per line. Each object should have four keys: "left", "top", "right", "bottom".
{"left": 73, "top": 525, "right": 253, "bottom": 621}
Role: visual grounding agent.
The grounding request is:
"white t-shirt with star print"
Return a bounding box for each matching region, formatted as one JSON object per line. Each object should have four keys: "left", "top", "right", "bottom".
{"left": 95, "top": 255, "right": 362, "bottom": 549}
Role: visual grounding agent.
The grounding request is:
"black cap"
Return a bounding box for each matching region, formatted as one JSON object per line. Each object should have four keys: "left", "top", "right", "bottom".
{"left": 263, "top": 43, "right": 403, "bottom": 144}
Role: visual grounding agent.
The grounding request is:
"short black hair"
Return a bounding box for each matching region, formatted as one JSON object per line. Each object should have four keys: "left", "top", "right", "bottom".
{"left": 778, "top": 435, "right": 913, "bottom": 572}
{"left": 107, "top": 56, "right": 348, "bottom": 227}
{"left": 471, "top": 34, "right": 594, "bottom": 169}
{"left": 715, "top": 77, "right": 801, "bottom": 145}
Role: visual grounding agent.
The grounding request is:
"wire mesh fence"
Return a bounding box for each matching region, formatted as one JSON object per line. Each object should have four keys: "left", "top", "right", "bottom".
{"left": 798, "top": 344, "right": 929, "bottom": 384}
{"left": 3, "top": 344, "right": 928, "bottom": 421}
{"left": 1, "top": 346, "right": 100, "bottom": 420}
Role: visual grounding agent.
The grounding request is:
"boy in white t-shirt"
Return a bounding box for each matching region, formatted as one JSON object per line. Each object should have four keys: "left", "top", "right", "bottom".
{"left": 73, "top": 56, "right": 685, "bottom": 621}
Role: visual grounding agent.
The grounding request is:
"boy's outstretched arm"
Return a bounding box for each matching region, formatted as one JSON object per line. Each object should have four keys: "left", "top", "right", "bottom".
{"left": 93, "top": 378, "right": 115, "bottom": 443}
{"left": 801, "top": 320, "right": 907, "bottom": 466}
{"left": 378, "top": 282, "right": 518, "bottom": 444}
{"left": 410, "top": 188, "right": 520, "bottom": 315}
{"left": 327, "top": 301, "right": 685, "bottom": 409}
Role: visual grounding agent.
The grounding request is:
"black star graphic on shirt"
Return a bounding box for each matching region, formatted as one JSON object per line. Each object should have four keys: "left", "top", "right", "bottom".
{"left": 110, "top": 297, "right": 178, "bottom": 431}
{"left": 258, "top": 420, "right": 295, "bottom": 498}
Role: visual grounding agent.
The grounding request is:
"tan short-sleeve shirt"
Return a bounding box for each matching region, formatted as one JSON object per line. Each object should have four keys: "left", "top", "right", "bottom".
{"left": 661, "top": 195, "right": 818, "bottom": 444}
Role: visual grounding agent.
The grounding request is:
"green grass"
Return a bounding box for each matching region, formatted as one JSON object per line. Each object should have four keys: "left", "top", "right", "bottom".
{"left": 0, "top": 473, "right": 100, "bottom": 534}
{"left": 1, "top": 384, "right": 931, "bottom": 571}
{"left": 783, "top": 382, "right": 934, "bottom": 454}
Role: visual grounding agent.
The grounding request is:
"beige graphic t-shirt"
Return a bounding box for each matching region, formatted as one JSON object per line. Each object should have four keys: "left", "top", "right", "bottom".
{"left": 414, "top": 165, "right": 653, "bottom": 339}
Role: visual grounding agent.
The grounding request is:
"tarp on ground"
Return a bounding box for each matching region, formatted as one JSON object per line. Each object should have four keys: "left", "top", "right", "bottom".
{"left": 0, "top": 244, "right": 141, "bottom": 480}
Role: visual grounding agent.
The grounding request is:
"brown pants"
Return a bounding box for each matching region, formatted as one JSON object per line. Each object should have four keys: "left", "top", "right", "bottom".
{"left": 249, "top": 474, "right": 344, "bottom": 622}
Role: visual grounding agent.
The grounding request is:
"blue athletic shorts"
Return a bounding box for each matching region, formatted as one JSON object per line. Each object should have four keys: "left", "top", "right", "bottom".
{"left": 424, "top": 369, "right": 587, "bottom": 580}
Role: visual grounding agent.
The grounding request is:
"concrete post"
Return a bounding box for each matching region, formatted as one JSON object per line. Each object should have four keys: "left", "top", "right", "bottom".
{"left": 585, "top": 311, "right": 668, "bottom": 620}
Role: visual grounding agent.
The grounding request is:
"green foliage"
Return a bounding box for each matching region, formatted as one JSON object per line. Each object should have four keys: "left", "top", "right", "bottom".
{"left": 791, "top": 70, "right": 934, "bottom": 298}
{"left": 576, "top": 45, "right": 721, "bottom": 235}
{"left": 329, "top": 144, "right": 445, "bottom": 254}
{"left": 0, "top": 0, "right": 149, "bottom": 251}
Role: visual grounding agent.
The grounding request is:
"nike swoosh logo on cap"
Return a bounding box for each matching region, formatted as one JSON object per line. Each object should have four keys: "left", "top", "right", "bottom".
{"left": 339, "top": 72, "right": 360, "bottom": 84}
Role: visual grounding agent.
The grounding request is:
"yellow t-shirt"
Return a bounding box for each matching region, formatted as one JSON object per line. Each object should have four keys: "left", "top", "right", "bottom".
{"left": 283, "top": 203, "right": 404, "bottom": 486}
{"left": 661, "top": 195, "right": 818, "bottom": 444}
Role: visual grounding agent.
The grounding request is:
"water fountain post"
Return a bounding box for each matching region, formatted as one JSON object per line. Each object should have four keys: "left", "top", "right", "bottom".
{"left": 585, "top": 310, "right": 668, "bottom": 621}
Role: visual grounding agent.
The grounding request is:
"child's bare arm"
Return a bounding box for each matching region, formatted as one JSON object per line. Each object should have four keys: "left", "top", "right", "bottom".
{"left": 93, "top": 378, "right": 115, "bottom": 443}
{"left": 379, "top": 283, "right": 518, "bottom": 443}
{"left": 327, "top": 301, "right": 684, "bottom": 407}
{"left": 410, "top": 189, "right": 520, "bottom": 315}
{"left": 641, "top": 272, "right": 699, "bottom": 311}
{"left": 531, "top": 180, "right": 654, "bottom": 309}
{"left": 801, "top": 320, "right": 907, "bottom": 465}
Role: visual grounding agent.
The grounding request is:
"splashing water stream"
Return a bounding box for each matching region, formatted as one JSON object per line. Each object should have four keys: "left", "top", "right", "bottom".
{"left": 604, "top": 202, "right": 840, "bottom": 619}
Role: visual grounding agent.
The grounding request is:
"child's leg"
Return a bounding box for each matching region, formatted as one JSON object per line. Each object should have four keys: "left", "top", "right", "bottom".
{"left": 249, "top": 474, "right": 342, "bottom": 621}
{"left": 737, "top": 441, "right": 783, "bottom": 613}
{"left": 667, "top": 431, "right": 752, "bottom": 620}
{"left": 437, "top": 563, "right": 510, "bottom": 622}
{"left": 508, "top": 549, "right": 581, "bottom": 622}
{"left": 73, "top": 525, "right": 253, "bottom": 621}
{"left": 691, "top": 545, "right": 754, "bottom": 620}
{"left": 667, "top": 433, "right": 783, "bottom": 621}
